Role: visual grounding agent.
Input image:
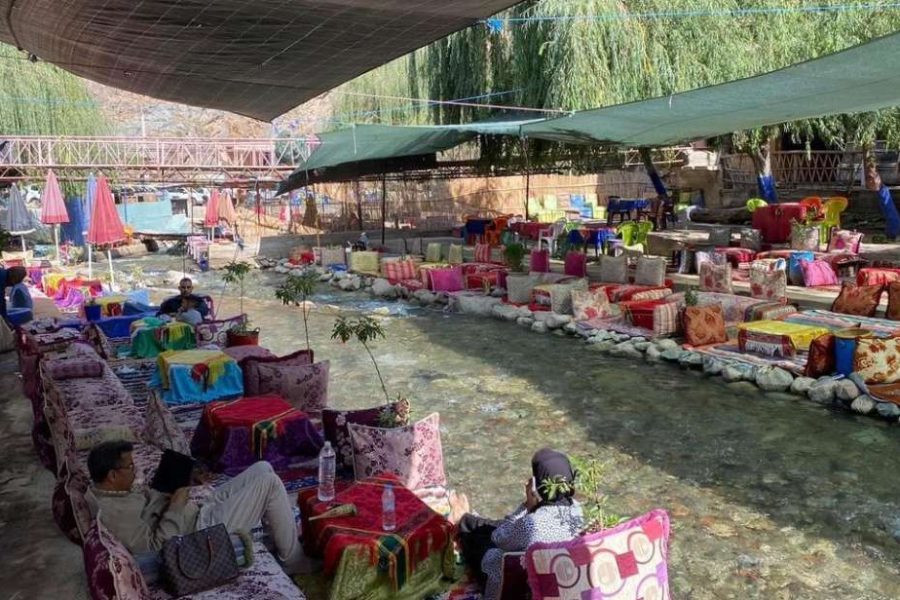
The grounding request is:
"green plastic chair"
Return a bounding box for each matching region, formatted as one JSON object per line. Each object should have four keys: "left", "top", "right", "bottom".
{"left": 746, "top": 198, "right": 768, "bottom": 213}
{"left": 635, "top": 221, "right": 654, "bottom": 247}
{"left": 615, "top": 221, "right": 638, "bottom": 246}
{"left": 820, "top": 196, "right": 849, "bottom": 244}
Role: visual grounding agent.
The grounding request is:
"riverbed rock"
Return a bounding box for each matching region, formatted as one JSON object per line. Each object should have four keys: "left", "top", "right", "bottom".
{"left": 413, "top": 290, "right": 437, "bottom": 305}
{"left": 274, "top": 265, "right": 289, "bottom": 274}
{"left": 679, "top": 352, "right": 703, "bottom": 368}
{"left": 318, "top": 273, "right": 333, "bottom": 282}
{"left": 333, "top": 271, "right": 349, "bottom": 281}
{"left": 492, "top": 304, "right": 520, "bottom": 322}
{"left": 563, "top": 322, "right": 579, "bottom": 335}
{"left": 610, "top": 342, "right": 643, "bottom": 360}
{"left": 517, "top": 317, "right": 534, "bottom": 327}
{"left": 808, "top": 379, "right": 837, "bottom": 404}
{"left": 338, "top": 277, "right": 356, "bottom": 291}
{"left": 546, "top": 313, "right": 572, "bottom": 330}
{"left": 702, "top": 356, "right": 724, "bottom": 375}
{"left": 633, "top": 341, "right": 651, "bottom": 352}
{"left": 516, "top": 306, "right": 534, "bottom": 319}
{"left": 645, "top": 345, "right": 662, "bottom": 363}
{"left": 723, "top": 364, "right": 754, "bottom": 383}
{"left": 835, "top": 379, "right": 862, "bottom": 402}
{"left": 531, "top": 321, "right": 549, "bottom": 334}
{"left": 591, "top": 340, "right": 616, "bottom": 353}
{"left": 850, "top": 395, "right": 876, "bottom": 415}
{"left": 875, "top": 401, "right": 900, "bottom": 419}
{"left": 454, "top": 295, "right": 501, "bottom": 317}
{"left": 371, "top": 278, "right": 399, "bottom": 299}
{"left": 790, "top": 377, "right": 816, "bottom": 395}
{"left": 661, "top": 348, "right": 686, "bottom": 362}
{"left": 755, "top": 367, "right": 794, "bottom": 392}
{"left": 655, "top": 338, "right": 680, "bottom": 351}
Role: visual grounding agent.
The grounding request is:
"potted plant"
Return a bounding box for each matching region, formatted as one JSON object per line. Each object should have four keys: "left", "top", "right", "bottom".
{"left": 568, "top": 456, "right": 625, "bottom": 534}
{"left": 503, "top": 242, "right": 527, "bottom": 272}
{"left": 331, "top": 316, "right": 390, "bottom": 402}
{"left": 221, "top": 260, "right": 260, "bottom": 346}
{"left": 274, "top": 271, "right": 318, "bottom": 352}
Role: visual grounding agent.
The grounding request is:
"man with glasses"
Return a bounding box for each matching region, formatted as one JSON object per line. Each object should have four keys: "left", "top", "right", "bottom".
{"left": 85, "top": 440, "right": 312, "bottom": 574}
{"left": 158, "top": 277, "right": 209, "bottom": 319}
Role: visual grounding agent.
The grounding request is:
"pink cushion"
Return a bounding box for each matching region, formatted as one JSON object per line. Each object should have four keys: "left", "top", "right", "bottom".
{"left": 564, "top": 252, "right": 587, "bottom": 277}
{"left": 347, "top": 412, "right": 446, "bottom": 491}
{"left": 827, "top": 229, "right": 863, "bottom": 254}
{"left": 530, "top": 250, "right": 550, "bottom": 273}
{"left": 238, "top": 349, "right": 314, "bottom": 396}
{"left": 44, "top": 357, "right": 105, "bottom": 380}
{"left": 525, "top": 509, "right": 671, "bottom": 600}
{"left": 800, "top": 259, "right": 839, "bottom": 287}
{"left": 699, "top": 262, "right": 733, "bottom": 294}
{"left": 382, "top": 259, "right": 418, "bottom": 283}
{"left": 256, "top": 361, "right": 330, "bottom": 416}
{"left": 428, "top": 266, "right": 464, "bottom": 293}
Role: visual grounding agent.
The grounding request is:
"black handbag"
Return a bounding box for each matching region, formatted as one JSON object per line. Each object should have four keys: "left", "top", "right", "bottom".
{"left": 161, "top": 524, "right": 239, "bottom": 596}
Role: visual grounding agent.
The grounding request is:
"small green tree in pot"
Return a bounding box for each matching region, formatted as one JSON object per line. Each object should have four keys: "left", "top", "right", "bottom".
{"left": 331, "top": 316, "right": 390, "bottom": 403}
{"left": 221, "top": 260, "right": 259, "bottom": 345}
{"left": 503, "top": 242, "right": 527, "bottom": 272}
{"left": 274, "top": 271, "right": 318, "bottom": 352}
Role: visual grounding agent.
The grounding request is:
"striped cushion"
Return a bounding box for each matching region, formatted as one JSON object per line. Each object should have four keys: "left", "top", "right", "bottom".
{"left": 475, "top": 244, "right": 492, "bottom": 264}
{"left": 382, "top": 259, "right": 418, "bottom": 283}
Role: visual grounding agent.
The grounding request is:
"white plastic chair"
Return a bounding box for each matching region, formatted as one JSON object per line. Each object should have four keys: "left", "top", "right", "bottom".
{"left": 538, "top": 219, "right": 567, "bottom": 256}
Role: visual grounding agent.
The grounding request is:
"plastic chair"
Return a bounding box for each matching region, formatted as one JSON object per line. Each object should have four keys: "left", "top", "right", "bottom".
{"left": 538, "top": 219, "right": 567, "bottom": 256}
{"left": 821, "top": 196, "right": 849, "bottom": 244}
{"left": 485, "top": 215, "right": 511, "bottom": 246}
{"left": 799, "top": 196, "right": 824, "bottom": 219}
{"left": 615, "top": 221, "right": 638, "bottom": 246}
{"left": 746, "top": 198, "right": 768, "bottom": 213}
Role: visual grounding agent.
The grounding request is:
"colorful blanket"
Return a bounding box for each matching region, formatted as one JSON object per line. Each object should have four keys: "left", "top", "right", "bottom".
{"left": 205, "top": 396, "right": 305, "bottom": 459}
{"left": 781, "top": 310, "right": 900, "bottom": 338}
{"left": 130, "top": 320, "right": 196, "bottom": 358}
{"left": 299, "top": 475, "right": 454, "bottom": 593}
{"left": 152, "top": 350, "right": 243, "bottom": 405}
{"left": 737, "top": 320, "right": 828, "bottom": 355}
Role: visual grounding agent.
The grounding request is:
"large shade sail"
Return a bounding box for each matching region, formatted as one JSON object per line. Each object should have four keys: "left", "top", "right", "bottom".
{"left": 521, "top": 31, "right": 900, "bottom": 147}
{"left": 0, "top": 0, "right": 520, "bottom": 121}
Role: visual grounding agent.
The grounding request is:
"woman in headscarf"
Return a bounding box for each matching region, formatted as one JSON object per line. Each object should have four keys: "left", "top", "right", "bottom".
{"left": 6, "top": 267, "right": 32, "bottom": 311}
{"left": 456, "top": 448, "right": 585, "bottom": 600}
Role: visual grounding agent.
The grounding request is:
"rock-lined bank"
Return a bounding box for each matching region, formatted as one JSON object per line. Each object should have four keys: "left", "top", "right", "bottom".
{"left": 270, "top": 259, "right": 900, "bottom": 424}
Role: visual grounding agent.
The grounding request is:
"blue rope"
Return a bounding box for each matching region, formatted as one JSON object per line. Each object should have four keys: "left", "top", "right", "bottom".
{"left": 488, "top": 2, "right": 900, "bottom": 26}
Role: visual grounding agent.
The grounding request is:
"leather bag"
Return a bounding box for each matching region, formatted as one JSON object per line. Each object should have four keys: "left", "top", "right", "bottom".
{"left": 161, "top": 524, "right": 239, "bottom": 596}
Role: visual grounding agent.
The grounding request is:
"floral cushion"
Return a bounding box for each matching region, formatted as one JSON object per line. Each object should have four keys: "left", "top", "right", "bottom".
{"left": 52, "top": 458, "right": 92, "bottom": 545}
{"left": 239, "top": 349, "right": 314, "bottom": 396}
{"left": 854, "top": 337, "right": 900, "bottom": 384}
{"left": 800, "top": 259, "right": 839, "bottom": 287}
{"left": 831, "top": 283, "right": 883, "bottom": 317}
{"left": 635, "top": 256, "right": 666, "bottom": 287}
{"left": 222, "top": 345, "right": 275, "bottom": 362}
{"left": 44, "top": 357, "right": 106, "bottom": 380}
{"left": 321, "top": 399, "right": 410, "bottom": 471}
{"left": 428, "top": 266, "right": 464, "bottom": 293}
{"left": 827, "top": 229, "right": 863, "bottom": 254}
{"left": 67, "top": 404, "right": 144, "bottom": 450}
{"left": 348, "top": 412, "right": 446, "bottom": 491}
{"left": 857, "top": 268, "right": 900, "bottom": 287}
{"left": 791, "top": 223, "right": 820, "bottom": 251}
{"left": 571, "top": 289, "right": 613, "bottom": 322}
{"left": 887, "top": 282, "right": 900, "bottom": 321}
{"left": 599, "top": 255, "right": 627, "bottom": 284}
{"left": 83, "top": 517, "right": 152, "bottom": 600}
{"left": 195, "top": 315, "right": 247, "bottom": 347}
{"left": 256, "top": 360, "right": 330, "bottom": 416}
{"left": 525, "top": 509, "right": 670, "bottom": 600}
{"left": 750, "top": 265, "right": 787, "bottom": 301}
{"left": 142, "top": 390, "right": 191, "bottom": 454}
{"left": 682, "top": 305, "right": 727, "bottom": 347}
{"left": 699, "top": 262, "right": 732, "bottom": 294}
{"left": 806, "top": 334, "right": 836, "bottom": 378}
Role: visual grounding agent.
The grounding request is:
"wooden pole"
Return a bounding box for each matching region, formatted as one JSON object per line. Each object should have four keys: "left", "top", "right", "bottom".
{"left": 381, "top": 174, "right": 387, "bottom": 245}
{"left": 522, "top": 138, "right": 531, "bottom": 221}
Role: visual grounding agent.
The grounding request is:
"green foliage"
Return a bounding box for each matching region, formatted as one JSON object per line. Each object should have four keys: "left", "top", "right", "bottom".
{"left": 503, "top": 242, "right": 527, "bottom": 271}
{"left": 222, "top": 261, "right": 253, "bottom": 331}
{"left": 569, "top": 455, "right": 625, "bottom": 533}
{"left": 331, "top": 316, "right": 390, "bottom": 401}
{"left": 274, "top": 272, "right": 319, "bottom": 351}
{"left": 0, "top": 225, "right": 11, "bottom": 250}
{"left": 0, "top": 44, "right": 108, "bottom": 136}
{"left": 331, "top": 1, "right": 900, "bottom": 160}
{"left": 684, "top": 287, "right": 698, "bottom": 307}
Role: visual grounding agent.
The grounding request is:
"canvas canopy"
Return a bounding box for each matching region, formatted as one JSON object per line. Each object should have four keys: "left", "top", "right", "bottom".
{"left": 0, "top": 0, "right": 519, "bottom": 121}
{"left": 521, "top": 31, "right": 900, "bottom": 147}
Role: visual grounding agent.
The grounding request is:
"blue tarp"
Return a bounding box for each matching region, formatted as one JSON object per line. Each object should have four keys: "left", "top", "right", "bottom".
{"left": 117, "top": 199, "right": 191, "bottom": 236}
{"left": 61, "top": 197, "right": 86, "bottom": 246}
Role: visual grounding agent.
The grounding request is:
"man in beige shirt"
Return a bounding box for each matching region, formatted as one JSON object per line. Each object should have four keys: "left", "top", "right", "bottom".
{"left": 85, "top": 440, "right": 311, "bottom": 574}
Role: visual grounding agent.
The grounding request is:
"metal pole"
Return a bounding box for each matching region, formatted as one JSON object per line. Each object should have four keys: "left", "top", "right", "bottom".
{"left": 522, "top": 138, "right": 531, "bottom": 221}
{"left": 381, "top": 174, "right": 387, "bottom": 245}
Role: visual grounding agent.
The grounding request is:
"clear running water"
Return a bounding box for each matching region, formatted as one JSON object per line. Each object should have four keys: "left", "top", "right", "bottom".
{"left": 131, "top": 257, "right": 900, "bottom": 598}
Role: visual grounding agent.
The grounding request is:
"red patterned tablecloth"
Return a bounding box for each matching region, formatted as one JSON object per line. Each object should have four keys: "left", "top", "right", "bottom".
{"left": 510, "top": 221, "right": 549, "bottom": 241}
{"left": 298, "top": 474, "right": 453, "bottom": 592}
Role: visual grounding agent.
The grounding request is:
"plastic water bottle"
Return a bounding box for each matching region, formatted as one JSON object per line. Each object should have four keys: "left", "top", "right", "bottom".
{"left": 317, "top": 442, "right": 336, "bottom": 502}
{"left": 382, "top": 484, "right": 396, "bottom": 532}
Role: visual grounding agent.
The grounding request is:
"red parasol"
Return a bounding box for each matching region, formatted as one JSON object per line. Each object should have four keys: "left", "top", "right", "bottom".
{"left": 87, "top": 175, "right": 125, "bottom": 288}
{"left": 39, "top": 170, "right": 69, "bottom": 225}
{"left": 204, "top": 189, "right": 221, "bottom": 228}
{"left": 218, "top": 190, "right": 237, "bottom": 225}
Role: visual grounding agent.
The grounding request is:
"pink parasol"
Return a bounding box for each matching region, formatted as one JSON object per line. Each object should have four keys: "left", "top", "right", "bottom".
{"left": 40, "top": 170, "right": 70, "bottom": 261}
{"left": 87, "top": 175, "right": 125, "bottom": 287}
{"left": 218, "top": 190, "right": 238, "bottom": 225}
{"left": 204, "top": 189, "right": 220, "bottom": 228}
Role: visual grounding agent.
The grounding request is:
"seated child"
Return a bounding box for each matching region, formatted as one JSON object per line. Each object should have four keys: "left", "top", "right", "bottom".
{"left": 175, "top": 297, "right": 203, "bottom": 327}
